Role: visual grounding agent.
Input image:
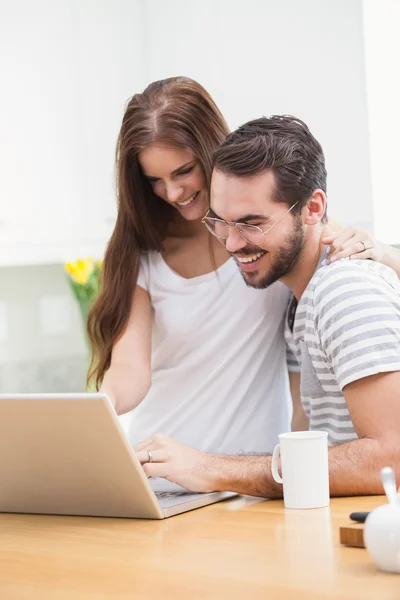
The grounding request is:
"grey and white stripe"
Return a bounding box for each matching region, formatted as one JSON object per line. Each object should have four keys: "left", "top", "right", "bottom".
{"left": 285, "top": 257, "right": 400, "bottom": 446}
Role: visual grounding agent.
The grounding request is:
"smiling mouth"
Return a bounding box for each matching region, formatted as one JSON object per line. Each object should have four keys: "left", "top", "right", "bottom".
{"left": 177, "top": 192, "right": 199, "bottom": 207}
{"left": 235, "top": 251, "right": 266, "bottom": 264}
{"left": 233, "top": 250, "right": 268, "bottom": 272}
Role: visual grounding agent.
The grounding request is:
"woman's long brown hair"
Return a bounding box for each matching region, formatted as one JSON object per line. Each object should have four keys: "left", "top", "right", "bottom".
{"left": 87, "top": 76, "right": 230, "bottom": 389}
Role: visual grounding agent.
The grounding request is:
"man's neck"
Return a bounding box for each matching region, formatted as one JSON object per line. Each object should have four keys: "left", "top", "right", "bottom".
{"left": 281, "top": 225, "right": 327, "bottom": 300}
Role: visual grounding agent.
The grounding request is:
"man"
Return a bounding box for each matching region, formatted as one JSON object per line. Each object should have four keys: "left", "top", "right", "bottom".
{"left": 135, "top": 116, "right": 400, "bottom": 497}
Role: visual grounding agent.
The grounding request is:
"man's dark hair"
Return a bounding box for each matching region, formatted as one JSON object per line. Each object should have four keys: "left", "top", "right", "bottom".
{"left": 213, "top": 115, "right": 327, "bottom": 221}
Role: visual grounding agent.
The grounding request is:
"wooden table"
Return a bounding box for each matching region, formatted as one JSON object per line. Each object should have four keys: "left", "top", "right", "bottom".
{"left": 0, "top": 495, "right": 398, "bottom": 599}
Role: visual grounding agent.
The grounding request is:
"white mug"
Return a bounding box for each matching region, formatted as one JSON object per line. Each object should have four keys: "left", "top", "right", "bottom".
{"left": 271, "top": 431, "right": 330, "bottom": 509}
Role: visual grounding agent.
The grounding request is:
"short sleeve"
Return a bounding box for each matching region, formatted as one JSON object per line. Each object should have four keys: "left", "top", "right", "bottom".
{"left": 313, "top": 262, "right": 400, "bottom": 390}
{"left": 137, "top": 253, "right": 149, "bottom": 291}
{"left": 286, "top": 341, "right": 301, "bottom": 373}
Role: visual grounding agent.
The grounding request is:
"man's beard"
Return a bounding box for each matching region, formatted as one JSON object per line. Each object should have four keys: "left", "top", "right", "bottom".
{"left": 235, "top": 216, "right": 305, "bottom": 289}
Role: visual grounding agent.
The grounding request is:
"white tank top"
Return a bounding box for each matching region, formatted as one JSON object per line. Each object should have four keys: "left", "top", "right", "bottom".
{"left": 123, "top": 251, "right": 291, "bottom": 456}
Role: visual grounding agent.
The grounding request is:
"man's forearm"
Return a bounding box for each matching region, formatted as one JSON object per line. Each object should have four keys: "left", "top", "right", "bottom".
{"left": 206, "top": 437, "right": 398, "bottom": 498}
{"left": 328, "top": 437, "right": 399, "bottom": 496}
{"left": 209, "top": 454, "right": 283, "bottom": 498}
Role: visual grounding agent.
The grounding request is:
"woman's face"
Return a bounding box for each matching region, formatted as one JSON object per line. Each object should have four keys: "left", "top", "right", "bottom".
{"left": 138, "top": 143, "right": 208, "bottom": 221}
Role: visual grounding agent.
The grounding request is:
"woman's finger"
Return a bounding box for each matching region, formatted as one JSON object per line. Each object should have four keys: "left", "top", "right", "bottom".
{"left": 328, "top": 228, "right": 356, "bottom": 249}
{"left": 328, "top": 239, "right": 365, "bottom": 262}
{"left": 326, "top": 238, "right": 355, "bottom": 259}
{"left": 329, "top": 247, "right": 375, "bottom": 263}
{"left": 349, "top": 249, "right": 374, "bottom": 260}
{"left": 321, "top": 228, "right": 338, "bottom": 244}
{"left": 321, "top": 235, "right": 336, "bottom": 245}
{"left": 328, "top": 232, "right": 367, "bottom": 257}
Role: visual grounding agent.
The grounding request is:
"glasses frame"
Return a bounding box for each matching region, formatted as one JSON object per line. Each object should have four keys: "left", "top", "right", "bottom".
{"left": 202, "top": 201, "right": 300, "bottom": 244}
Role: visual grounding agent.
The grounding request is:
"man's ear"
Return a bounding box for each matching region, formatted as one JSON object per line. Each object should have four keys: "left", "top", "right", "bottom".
{"left": 303, "top": 190, "right": 326, "bottom": 225}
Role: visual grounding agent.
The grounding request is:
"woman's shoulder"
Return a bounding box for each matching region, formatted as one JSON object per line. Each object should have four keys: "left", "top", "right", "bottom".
{"left": 139, "top": 250, "right": 160, "bottom": 268}
{"left": 137, "top": 251, "right": 161, "bottom": 291}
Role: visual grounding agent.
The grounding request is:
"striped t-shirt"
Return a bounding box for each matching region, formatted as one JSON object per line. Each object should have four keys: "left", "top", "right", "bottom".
{"left": 285, "top": 257, "right": 400, "bottom": 446}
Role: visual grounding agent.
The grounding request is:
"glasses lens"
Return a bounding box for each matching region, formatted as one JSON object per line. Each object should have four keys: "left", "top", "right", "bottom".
{"left": 204, "top": 219, "right": 229, "bottom": 239}
{"left": 236, "top": 224, "right": 263, "bottom": 245}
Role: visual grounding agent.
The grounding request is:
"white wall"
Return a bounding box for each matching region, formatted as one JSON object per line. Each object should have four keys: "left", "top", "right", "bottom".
{"left": 363, "top": 0, "right": 400, "bottom": 244}
{"left": 141, "top": 0, "right": 372, "bottom": 232}
{"left": 0, "top": 0, "right": 374, "bottom": 391}
{"left": 0, "top": 0, "right": 374, "bottom": 251}
{"left": 0, "top": 0, "right": 143, "bottom": 254}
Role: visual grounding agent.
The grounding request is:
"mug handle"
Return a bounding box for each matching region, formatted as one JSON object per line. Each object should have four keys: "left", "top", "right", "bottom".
{"left": 271, "top": 443, "right": 283, "bottom": 484}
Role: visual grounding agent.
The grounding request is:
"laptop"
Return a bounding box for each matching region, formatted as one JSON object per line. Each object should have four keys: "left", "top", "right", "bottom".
{"left": 0, "top": 393, "right": 236, "bottom": 519}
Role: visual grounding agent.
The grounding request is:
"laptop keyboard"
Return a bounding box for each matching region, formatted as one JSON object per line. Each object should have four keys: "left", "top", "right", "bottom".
{"left": 155, "top": 491, "right": 207, "bottom": 509}
{"left": 155, "top": 492, "right": 186, "bottom": 500}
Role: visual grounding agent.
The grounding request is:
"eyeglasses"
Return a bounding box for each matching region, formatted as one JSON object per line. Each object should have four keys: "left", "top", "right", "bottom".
{"left": 202, "top": 201, "right": 299, "bottom": 246}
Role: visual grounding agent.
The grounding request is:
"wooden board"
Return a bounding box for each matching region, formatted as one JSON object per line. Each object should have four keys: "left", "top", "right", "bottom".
{"left": 339, "top": 523, "right": 365, "bottom": 548}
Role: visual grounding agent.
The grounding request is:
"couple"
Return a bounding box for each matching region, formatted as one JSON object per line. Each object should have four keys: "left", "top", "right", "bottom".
{"left": 89, "top": 77, "right": 400, "bottom": 497}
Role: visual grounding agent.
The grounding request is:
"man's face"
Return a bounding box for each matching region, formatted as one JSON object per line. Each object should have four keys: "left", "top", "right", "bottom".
{"left": 210, "top": 169, "right": 305, "bottom": 289}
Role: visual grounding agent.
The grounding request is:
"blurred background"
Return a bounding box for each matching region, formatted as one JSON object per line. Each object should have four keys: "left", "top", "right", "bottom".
{"left": 0, "top": 0, "right": 399, "bottom": 393}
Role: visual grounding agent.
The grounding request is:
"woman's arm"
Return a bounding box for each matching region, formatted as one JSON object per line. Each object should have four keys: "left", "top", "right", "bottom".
{"left": 101, "top": 285, "right": 152, "bottom": 415}
{"left": 376, "top": 244, "right": 400, "bottom": 276}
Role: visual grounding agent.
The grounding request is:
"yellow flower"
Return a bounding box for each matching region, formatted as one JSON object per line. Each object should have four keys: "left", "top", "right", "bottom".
{"left": 65, "top": 258, "right": 95, "bottom": 285}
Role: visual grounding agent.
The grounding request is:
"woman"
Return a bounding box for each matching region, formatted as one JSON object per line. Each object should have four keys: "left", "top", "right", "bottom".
{"left": 88, "top": 76, "right": 400, "bottom": 457}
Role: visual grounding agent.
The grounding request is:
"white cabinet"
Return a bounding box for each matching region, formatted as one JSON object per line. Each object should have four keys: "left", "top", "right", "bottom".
{"left": 0, "top": 0, "right": 143, "bottom": 266}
